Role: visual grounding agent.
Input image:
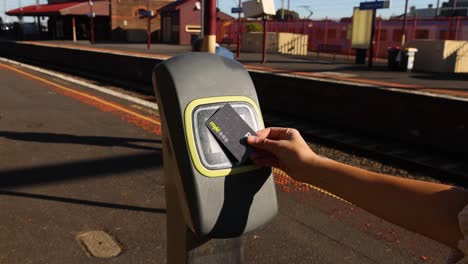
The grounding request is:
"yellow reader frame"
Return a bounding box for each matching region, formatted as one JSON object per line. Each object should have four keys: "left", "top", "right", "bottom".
{"left": 184, "top": 96, "right": 265, "bottom": 177}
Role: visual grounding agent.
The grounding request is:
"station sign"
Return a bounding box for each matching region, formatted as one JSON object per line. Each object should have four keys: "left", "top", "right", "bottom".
{"left": 231, "top": 7, "right": 243, "bottom": 13}
{"left": 359, "top": 0, "right": 390, "bottom": 10}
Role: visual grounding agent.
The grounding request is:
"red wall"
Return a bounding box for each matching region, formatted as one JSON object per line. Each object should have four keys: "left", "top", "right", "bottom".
{"left": 178, "top": 1, "right": 202, "bottom": 45}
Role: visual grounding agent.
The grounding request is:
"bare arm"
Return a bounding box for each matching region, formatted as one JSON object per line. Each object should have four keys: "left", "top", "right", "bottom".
{"left": 247, "top": 127, "right": 468, "bottom": 249}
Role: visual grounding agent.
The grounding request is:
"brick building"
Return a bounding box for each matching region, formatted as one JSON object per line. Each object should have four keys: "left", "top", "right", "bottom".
{"left": 7, "top": 0, "right": 175, "bottom": 42}
{"left": 159, "top": 0, "right": 233, "bottom": 45}
{"left": 110, "top": 0, "right": 174, "bottom": 41}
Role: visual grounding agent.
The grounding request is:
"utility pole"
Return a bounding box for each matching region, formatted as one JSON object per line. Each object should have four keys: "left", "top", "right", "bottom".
{"left": 452, "top": 0, "right": 458, "bottom": 14}
{"left": 236, "top": 0, "right": 241, "bottom": 58}
{"left": 286, "top": 0, "right": 290, "bottom": 31}
{"left": 281, "top": 0, "right": 284, "bottom": 20}
{"left": 299, "top": 6, "right": 313, "bottom": 19}
{"left": 450, "top": 0, "right": 458, "bottom": 39}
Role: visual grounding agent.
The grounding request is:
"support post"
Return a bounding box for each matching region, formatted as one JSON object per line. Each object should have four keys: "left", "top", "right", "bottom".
{"left": 454, "top": 16, "right": 460, "bottom": 40}
{"left": 163, "top": 128, "right": 244, "bottom": 264}
{"left": 236, "top": 0, "right": 241, "bottom": 58}
{"left": 36, "top": 16, "right": 40, "bottom": 39}
{"left": 89, "top": 0, "right": 94, "bottom": 44}
{"left": 72, "top": 16, "right": 77, "bottom": 42}
{"left": 262, "top": 16, "right": 267, "bottom": 64}
{"left": 19, "top": 15, "right": 23, "bottom": 40}
{"left": 411, "top": 14, "right": 417, "bottom": 41}
{"left": 147, "top": 0, "right": 151, "bottom": 49}
{"left": 324, "top": 17, "right": 328, "bottom": 46}
{"left": 90, "top": 15, "right": 94, "bottom": 44}
{"left": 203, "top": 0, "right": 216, "bottom": 53}
{"left": 368, "top": 8, "right": 376, "bottom": 69}
{"left": 375, "top": 17, "right": 382, "bottom": 60}
{"left": 18, "top": 0, "right": 23, "bottom": 40}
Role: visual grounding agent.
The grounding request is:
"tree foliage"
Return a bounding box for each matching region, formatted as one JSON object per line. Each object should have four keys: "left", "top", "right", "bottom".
{"left": 274, "top": 9, "right": 300, "bottom": 21}
{"left": 246, "top": 23, "right": 263, "bottom": 32}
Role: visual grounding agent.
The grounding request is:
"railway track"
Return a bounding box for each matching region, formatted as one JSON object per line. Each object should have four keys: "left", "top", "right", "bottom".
{"left": 263, "top": 113, "right": 468, "bottom": 187}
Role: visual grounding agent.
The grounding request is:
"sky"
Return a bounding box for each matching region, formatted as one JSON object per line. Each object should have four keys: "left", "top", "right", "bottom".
{"left": 2, "top": 0, "right": 444, "bottom": 23}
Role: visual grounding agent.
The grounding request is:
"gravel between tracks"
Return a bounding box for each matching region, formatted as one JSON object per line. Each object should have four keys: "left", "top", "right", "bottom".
{"left": 307, "top": 142, "right": 452, "bottom": 185}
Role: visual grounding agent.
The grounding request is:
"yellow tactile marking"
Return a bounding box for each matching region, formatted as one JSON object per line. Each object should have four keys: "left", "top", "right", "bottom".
{"left": 272, "top": 168, "right": 350, "bottom": 204}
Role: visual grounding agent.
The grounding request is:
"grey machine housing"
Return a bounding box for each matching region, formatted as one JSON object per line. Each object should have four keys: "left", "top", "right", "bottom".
{"left": 153, "top": 53, "right": 278, "bottom": 238}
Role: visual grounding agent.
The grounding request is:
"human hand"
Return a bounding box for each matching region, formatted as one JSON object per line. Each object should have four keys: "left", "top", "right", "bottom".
{"left": 247, "top": 127, "right": 319, "bottom": 181}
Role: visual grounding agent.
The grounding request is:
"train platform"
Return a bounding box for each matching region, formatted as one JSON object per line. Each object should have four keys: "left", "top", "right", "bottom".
{"left": 0, "top": 57, "right": 452, "bottom": 263}
{"left": 16, "top": 40, "right": 468, "bottom": 100}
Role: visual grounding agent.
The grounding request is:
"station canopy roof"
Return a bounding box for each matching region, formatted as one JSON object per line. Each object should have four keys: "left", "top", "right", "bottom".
{"left": 6, "top": 1, "right": 109, "bottom": 17}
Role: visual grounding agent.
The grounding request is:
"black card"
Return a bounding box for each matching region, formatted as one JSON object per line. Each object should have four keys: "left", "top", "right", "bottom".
{"left": 205, "top": 104, "right": 257, "bottom": 163}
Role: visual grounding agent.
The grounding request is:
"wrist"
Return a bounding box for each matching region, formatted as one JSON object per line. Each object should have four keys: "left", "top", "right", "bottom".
{"left": 288, "top": 152, "right": 323, "bottom": 183}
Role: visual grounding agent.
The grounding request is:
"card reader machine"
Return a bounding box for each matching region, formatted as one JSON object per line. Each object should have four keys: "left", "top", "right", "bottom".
{"left": 153, "top": 53, "right": 278, "bottom": 238}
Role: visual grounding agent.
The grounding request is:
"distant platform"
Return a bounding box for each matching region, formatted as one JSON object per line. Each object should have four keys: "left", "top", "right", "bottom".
{"left": 16, "top": 40, "right": 468, "bottom": 100}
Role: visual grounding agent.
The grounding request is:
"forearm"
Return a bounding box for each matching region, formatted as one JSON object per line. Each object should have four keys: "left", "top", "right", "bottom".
{"left": 300, "top": 156, "right": 468, "bottom": 249}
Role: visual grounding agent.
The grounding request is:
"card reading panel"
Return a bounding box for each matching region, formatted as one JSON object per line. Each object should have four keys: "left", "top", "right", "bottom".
{"left": 205, "top": 104, "right": 256, "bottom": 163}
{"left": 193, "top": 102, "right": 259, "bottom": 170}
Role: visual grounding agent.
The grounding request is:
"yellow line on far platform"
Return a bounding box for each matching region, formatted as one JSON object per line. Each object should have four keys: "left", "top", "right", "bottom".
{"left": 0, "top": 62, "right": 160, "bottom": 126}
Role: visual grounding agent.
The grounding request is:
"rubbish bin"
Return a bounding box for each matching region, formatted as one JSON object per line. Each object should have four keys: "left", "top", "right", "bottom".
{"left": 355, "top": 48, "right": 367, "bottom": 64}
{"left": 400, "top": 48, "right": 418, "bottom": 71}
{"left": 387, "top": 46, "right": 401, "bottom": 70}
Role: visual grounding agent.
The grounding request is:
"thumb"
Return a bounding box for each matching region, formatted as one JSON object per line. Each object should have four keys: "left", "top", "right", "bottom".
{"left": 247, "top": 136, "right": 281, "bottom": 154}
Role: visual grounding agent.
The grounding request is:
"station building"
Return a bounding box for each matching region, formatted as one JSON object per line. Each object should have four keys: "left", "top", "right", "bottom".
{"left": 6, "top": 0, "right": 174, "bottom": 42}
{"left": 158, "top": 0, "right": 234, "bottom": 45}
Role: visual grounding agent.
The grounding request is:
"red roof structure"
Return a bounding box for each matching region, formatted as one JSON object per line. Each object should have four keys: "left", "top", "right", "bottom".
{"left": 6, "top": 1, "right": 109, "bottom": 16}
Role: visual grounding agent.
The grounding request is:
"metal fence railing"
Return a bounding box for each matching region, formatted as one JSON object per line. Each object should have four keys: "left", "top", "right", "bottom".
{"left": 218, "top": 17, "right": 468, "bottom": 58}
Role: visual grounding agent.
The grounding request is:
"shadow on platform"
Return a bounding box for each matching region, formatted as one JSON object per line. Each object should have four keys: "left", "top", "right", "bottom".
{"left": 0, "top": 189, "right": 166, "bottom": 214}
{"left": 0, "top": 151, "right": 162, "bottom": 188}
{"left": 0, "top": 131, "right": 161, "bottom": 151}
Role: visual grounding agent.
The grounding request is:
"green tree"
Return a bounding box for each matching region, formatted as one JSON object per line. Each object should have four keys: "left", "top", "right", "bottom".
{"left": 246, "top": 23, "right": 263, "bottom": 32}
{"left": 274, "top": 9, "right": 300, "bottom": 21}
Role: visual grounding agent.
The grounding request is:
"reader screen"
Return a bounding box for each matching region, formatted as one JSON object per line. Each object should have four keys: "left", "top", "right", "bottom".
{"left": 193, "top": 102, "right": 259, "bottom": 170}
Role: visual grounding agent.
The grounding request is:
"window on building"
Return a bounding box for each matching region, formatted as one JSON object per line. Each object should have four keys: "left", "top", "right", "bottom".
{"left": 186, "top": 25, "right": 201, "bottom": 33}
{"left": 135, "top": 8, "right": 150, "bottom": 17}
